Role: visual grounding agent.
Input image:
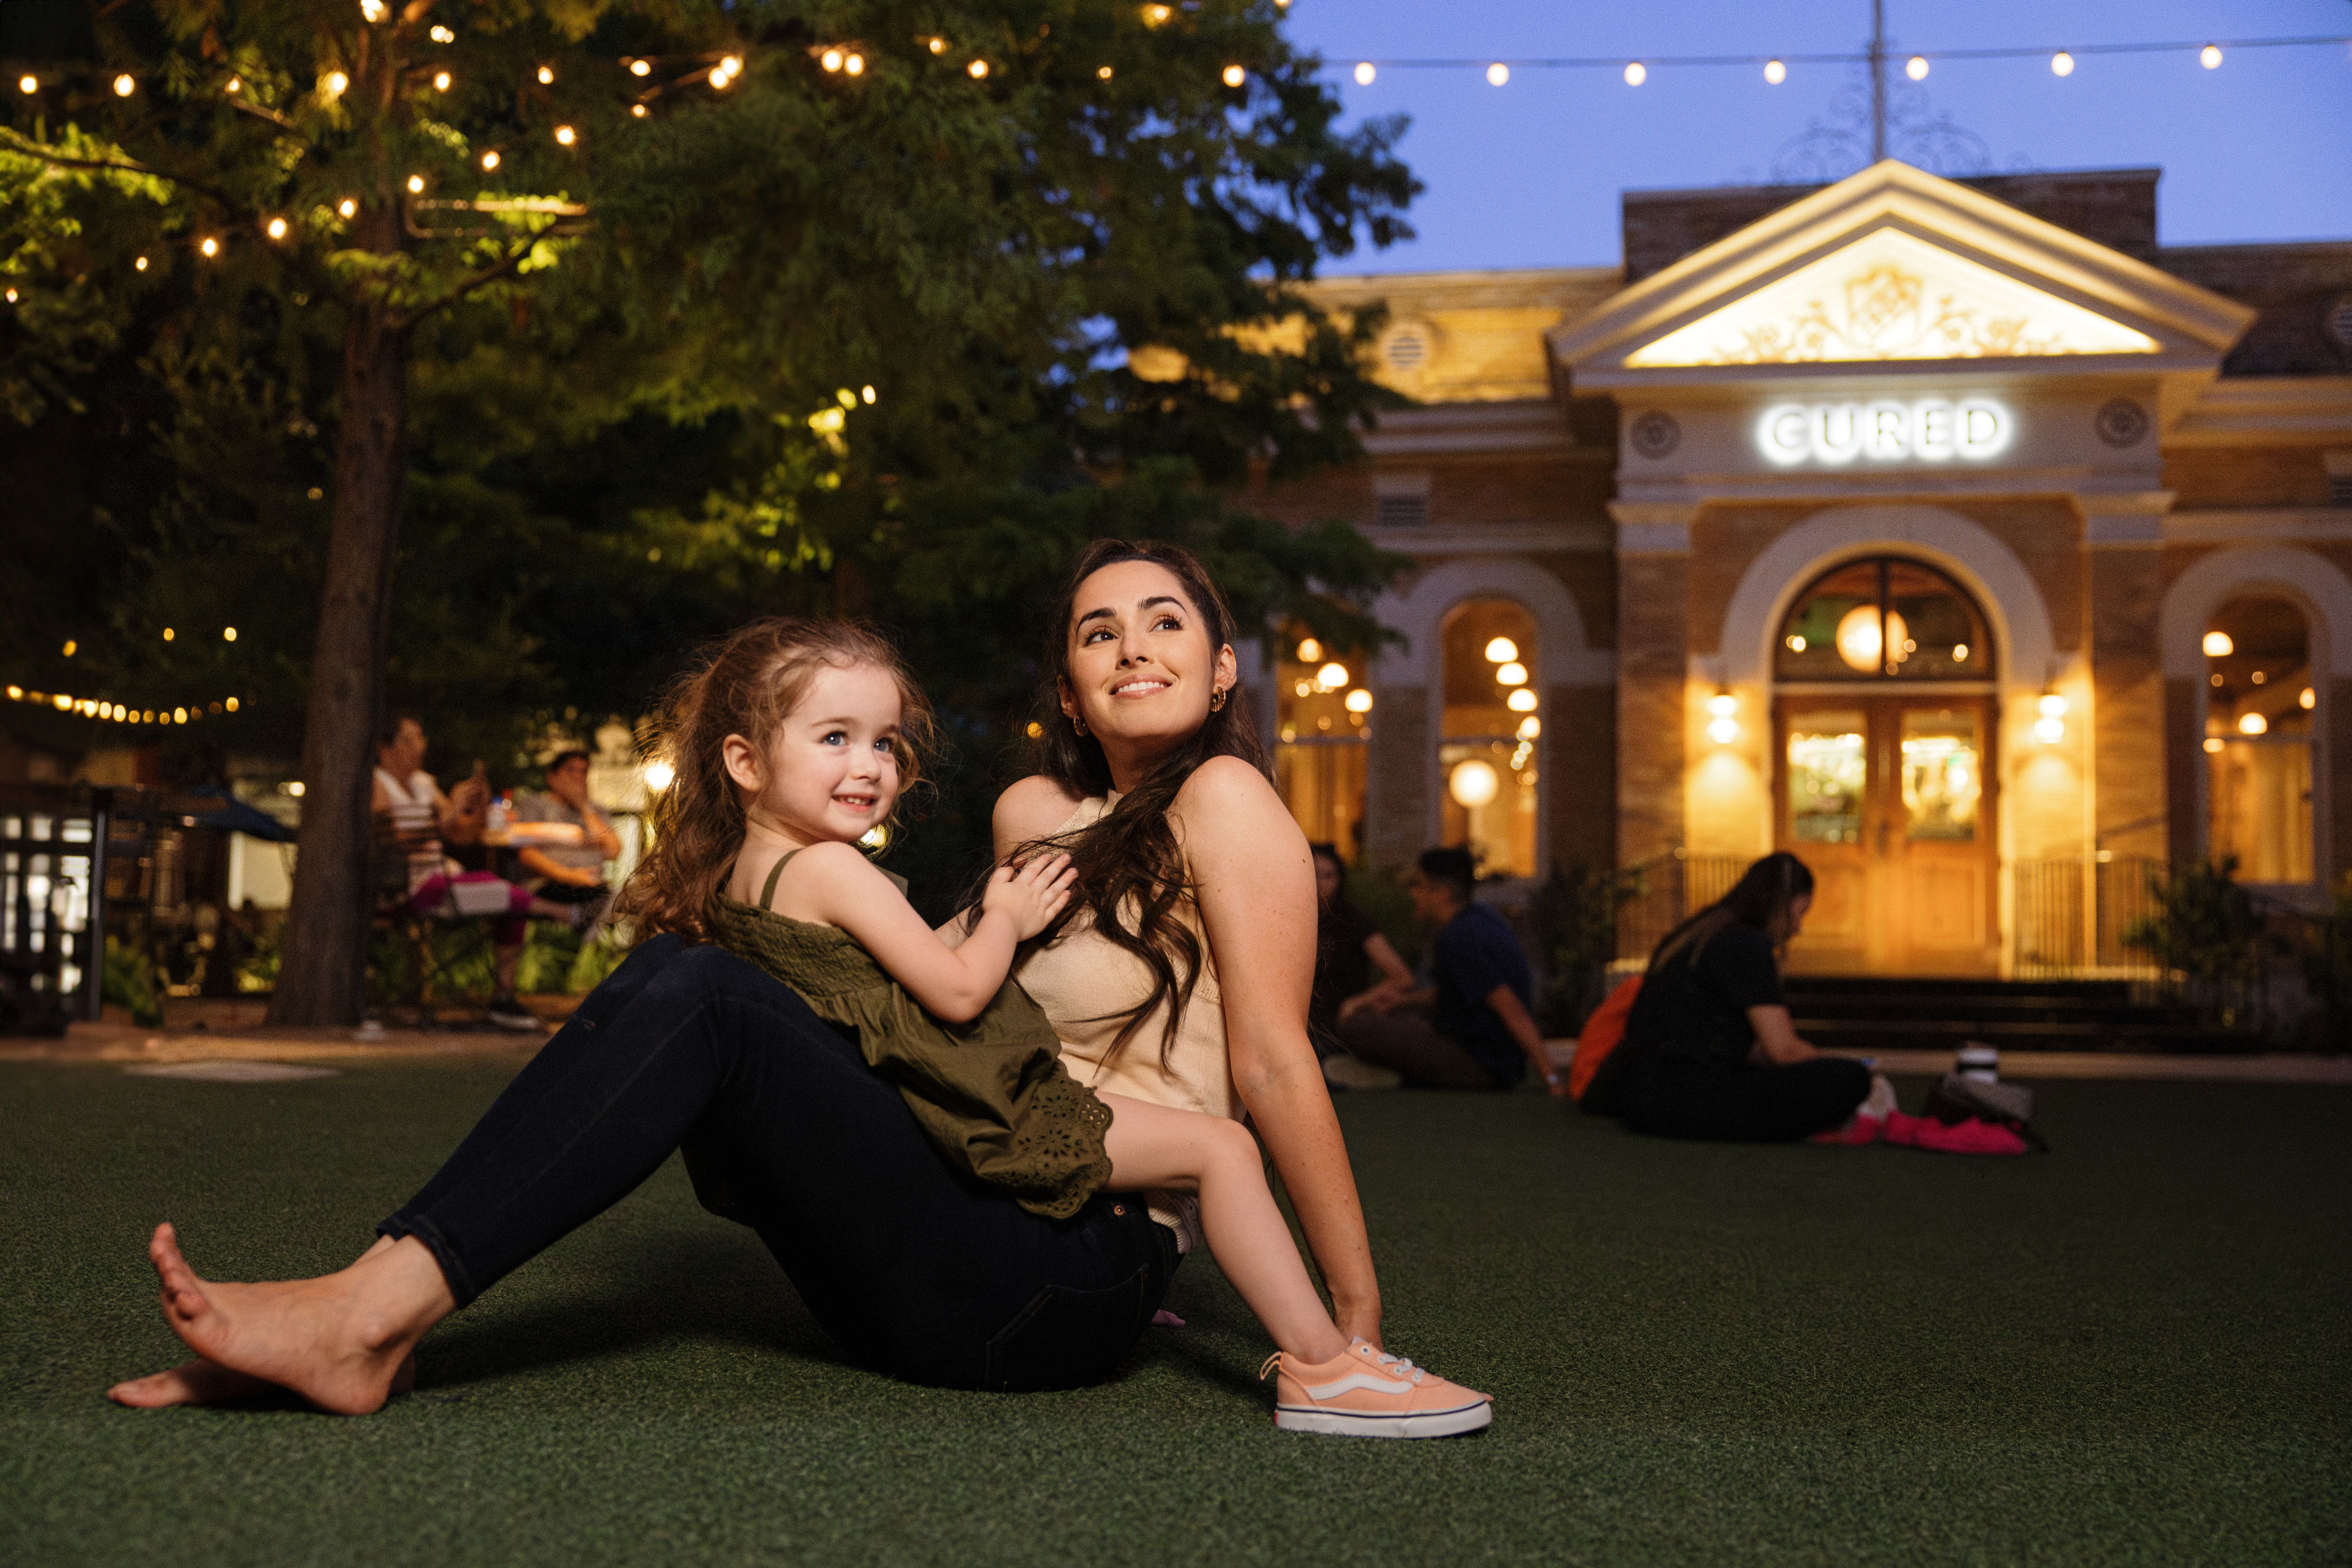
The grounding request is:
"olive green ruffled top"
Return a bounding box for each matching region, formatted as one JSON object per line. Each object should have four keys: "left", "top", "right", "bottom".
{"left": 709, "top": 852, "right": 1112, "bottom": 1221}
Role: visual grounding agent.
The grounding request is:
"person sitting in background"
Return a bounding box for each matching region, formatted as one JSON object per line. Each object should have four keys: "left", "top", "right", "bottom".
{"left": 1336, "top": 848, "right": 1564, "bottom": 1096}
{"left": 373, "top": 714, "right": 580, "bottom": 1033}
{"left": 513, "top": 750, "right": 622, "bottom": 926}
{"left": 1580, "top": 852, "right": 1889, "bottom": 1142}
{"left": 1308, "top": 842, "right": 1414, "bottom": 1092}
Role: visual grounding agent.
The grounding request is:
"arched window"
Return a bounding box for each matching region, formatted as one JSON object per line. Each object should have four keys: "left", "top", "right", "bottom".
{"left": 1274, "top": 634, "right": 1371, "bottom": 861}
{"left": 2203, "top": 596, "right": 2316, "bottom": 884}
{"left": 1439, "top": 599, "right": 1539, "bottom": 880}
{"left": 1776, "top": 557, "right": 1993, "bottom": 681}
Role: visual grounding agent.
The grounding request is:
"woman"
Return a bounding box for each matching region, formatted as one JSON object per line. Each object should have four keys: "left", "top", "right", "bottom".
{"left": 108, "top": 540, "right": 1401, "bottom": 1415}
{"left": 1582, "top": 852, "right": 1883, "bottom": 1143}
{"left": 1307, "top": 843, "right": 1413, "bottom": 1091}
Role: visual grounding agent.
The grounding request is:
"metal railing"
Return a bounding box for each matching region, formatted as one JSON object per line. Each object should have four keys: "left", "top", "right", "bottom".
{"left": 1613, "top": 851, "right": 1749, "bottom": 965}
{"left": 2011, "top": 855, "right": 2166, "bottom": 981}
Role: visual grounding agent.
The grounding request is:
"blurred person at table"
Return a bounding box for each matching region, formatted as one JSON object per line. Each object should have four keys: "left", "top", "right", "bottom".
{"left": 513, "top": 749, "right": 622, "bottom": 924}
{"left": 1308, "top": 842, "right": 1412, "bottom": 1091}
{"left": 1335, "top": 848, "right": 1562, "bottom": 1096}
{"left": 375, "top": 714, "right": 579, "bottom": 1032}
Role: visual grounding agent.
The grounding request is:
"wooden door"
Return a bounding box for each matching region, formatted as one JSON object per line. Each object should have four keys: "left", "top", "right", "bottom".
{"left": 1778, "top": 695, "right": 1998, "bottom": 976}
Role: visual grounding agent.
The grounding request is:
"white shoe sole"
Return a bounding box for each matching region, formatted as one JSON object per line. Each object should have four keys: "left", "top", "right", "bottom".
{"left": 485, "top": 1011, "right": 543, "bottom": 1032}
{"left": 1274, "top": 1400, "right": 1493, "bottom": 1439}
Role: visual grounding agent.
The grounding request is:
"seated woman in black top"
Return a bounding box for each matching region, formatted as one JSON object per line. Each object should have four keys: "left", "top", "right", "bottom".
{"left": 1585, "top": 852, "right": 1875, "bottom": 1142}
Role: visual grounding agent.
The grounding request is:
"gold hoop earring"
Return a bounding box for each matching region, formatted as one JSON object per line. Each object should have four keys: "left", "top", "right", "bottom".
{"left": 1208, "top": 686, "right": 1228, "bottom": 713}
{"left": 1070, "top": 713, "right": 1087, "bottom": 737}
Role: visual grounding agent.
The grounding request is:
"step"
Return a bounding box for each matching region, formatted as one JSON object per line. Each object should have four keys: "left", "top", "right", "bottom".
{"left": 1793, "top": 1017, "right": 2255, "bottom": 1054}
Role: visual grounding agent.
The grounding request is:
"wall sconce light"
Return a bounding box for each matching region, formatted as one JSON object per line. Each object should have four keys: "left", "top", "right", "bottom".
{"left": 2034, "top": 690, "right": 2067, "bottom": 745}
{"left": 1705, "top": 691, "right": 1739, "bottom": 746}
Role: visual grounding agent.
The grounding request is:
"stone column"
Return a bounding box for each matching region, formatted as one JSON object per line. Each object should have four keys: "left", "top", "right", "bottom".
{"left": 1611, "top": 506, "right": 1695, "bottom": 870}
{"left": 1365, "top": 687, "right": 1429, "bottom": 871}
{"left": 2084, "top": 497, "right": 2174, "bottom": 863}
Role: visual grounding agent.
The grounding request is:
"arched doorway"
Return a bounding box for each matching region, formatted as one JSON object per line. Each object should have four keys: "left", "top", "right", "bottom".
{"left": 1773, "top": 556, "right": 2001, "bottom": 975}
{"left": 2202, "top": 596, "right": 2318, "bottom": 887}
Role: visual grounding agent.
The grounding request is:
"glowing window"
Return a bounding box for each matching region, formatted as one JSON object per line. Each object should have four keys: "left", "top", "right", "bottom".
{"left": 1439, "top": 600, "right": 1538, "bottom": 879}
{"left": 1274, "top": 634, "right": 1369, "bottom": 862}
{"left": 1777, "top": 558, "right": 1992, "bottom": 682}
{"left": 2205, "top": 597, "right": 2316, "bottom": 884}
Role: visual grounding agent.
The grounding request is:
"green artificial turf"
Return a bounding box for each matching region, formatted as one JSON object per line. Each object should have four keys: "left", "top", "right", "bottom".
{"left": 3, "top": 1059, "right": 2347, "bottom": 1568}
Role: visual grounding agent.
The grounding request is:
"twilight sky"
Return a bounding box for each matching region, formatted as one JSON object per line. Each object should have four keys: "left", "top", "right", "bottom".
{"left": 1277, "top": 0, "right": 2352, "bottom": 274}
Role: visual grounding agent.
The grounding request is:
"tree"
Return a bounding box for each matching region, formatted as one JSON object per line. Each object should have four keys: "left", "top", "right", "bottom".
{"left": 3, "top": 0, "right": 1417, "bottom": 1017}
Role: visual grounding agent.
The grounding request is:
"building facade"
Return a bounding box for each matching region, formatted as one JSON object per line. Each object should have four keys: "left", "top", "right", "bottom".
{"left": 1248, "top": 161, "right": 2352, "bottom": 977}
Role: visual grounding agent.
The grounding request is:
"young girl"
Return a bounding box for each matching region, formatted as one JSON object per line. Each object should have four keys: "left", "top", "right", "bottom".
{"left": 626, "top": 617, "right": 1489, "bottom": 1438}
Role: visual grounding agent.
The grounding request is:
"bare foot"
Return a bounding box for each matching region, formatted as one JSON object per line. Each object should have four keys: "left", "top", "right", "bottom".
{"left": 131, "top": 1222, "right": 449, "bottom": 1416}
{"left": 108, "top": 1352, "right": 417, "bottom": 1409}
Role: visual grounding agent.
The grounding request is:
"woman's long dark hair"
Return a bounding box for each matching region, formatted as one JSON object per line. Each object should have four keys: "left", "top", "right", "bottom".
{"left": 1647, "top": 851, "right": 1816, "bottom": 973}
{"left": 1018, "top": 539, "right": 1268, "bottom": 1069}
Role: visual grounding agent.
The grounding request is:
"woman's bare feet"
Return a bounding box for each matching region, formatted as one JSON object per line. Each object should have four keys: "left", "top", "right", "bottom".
{"left": 107, "top": 1352, "right": 417, "bottom": 1409}
{"left": 111, "top": 1223, "right": 452, "bottom": 1416}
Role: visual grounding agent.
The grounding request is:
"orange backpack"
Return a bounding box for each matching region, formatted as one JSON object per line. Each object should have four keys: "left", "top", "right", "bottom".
{"left": 1568, "top": 976, "right": 1642, "bottom": 1102}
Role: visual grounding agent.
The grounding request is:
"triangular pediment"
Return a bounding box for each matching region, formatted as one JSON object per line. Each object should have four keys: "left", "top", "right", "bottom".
{"left": 1553, "top": 161, "right": 2254, "bottom": 389}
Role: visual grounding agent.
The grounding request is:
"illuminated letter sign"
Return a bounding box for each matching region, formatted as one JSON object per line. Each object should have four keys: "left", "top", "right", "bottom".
{"left": 1756, "top": 397, "right": 2010, "bottom": 466}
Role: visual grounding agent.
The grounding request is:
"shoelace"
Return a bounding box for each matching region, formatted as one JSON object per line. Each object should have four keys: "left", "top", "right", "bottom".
{"left": 1258, "top": 1346, "right": 1431, "bottom": 1385}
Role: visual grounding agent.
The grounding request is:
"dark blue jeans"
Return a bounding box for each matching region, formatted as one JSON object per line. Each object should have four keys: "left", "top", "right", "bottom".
{"left": 381, "top": 935, "right": 1175, "bottom": 1391}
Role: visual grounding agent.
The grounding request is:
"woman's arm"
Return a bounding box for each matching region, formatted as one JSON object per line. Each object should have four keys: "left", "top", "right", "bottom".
{"left": 1336, "top": 934, "right": 1416, "bottom": 1023}
{"left": 1747, "top": 1004, "right": 1820, "bottom": 1066}
{"left": 1364, "top": 932, "right": 1414, "bottom": 989}
{"left": 1175, "top": 757, "right": 1384, "bottom": 1348}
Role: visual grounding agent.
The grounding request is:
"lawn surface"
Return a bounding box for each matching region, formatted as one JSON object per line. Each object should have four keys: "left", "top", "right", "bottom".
{"left": 4, "top": 1058, "right": 2347, "bottom": 1567}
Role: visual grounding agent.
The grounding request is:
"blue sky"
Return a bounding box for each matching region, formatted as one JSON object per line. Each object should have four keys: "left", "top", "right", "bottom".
{"left": 1278, "top": 0, "right": 2352, "bottom": 273}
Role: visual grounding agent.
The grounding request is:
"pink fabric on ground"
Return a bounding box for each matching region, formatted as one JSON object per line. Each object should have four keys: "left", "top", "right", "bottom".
{"left": 1883, "top": 1110, "right": 2028, "bottom": 1155}
{"left": 1809, "top": 1114, "right": 1884, "bottom": 1146}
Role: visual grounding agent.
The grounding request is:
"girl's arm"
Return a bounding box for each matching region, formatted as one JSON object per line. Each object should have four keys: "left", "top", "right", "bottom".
{"left": 774, "top": 841, "right": 1073, "bottom": 1023}
{"left": 1746, "top": 1004, "right": 1820, "bottom": 1066}
{"left": 1174, "top": 757, "right": 1384, "bottom": 1349}
{"left": 1364, "top": 931, "right": 1414, "bottom": 989}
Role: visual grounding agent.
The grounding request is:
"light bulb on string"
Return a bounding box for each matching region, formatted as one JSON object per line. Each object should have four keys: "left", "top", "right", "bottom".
{"left": 860, "top": 385, "right": 876, "bottom": 403}
{"left": 407, "top": 173, "right": 425, "bottom": 192}
{"left": 265, "top": 217, "right": 286, "bottom": 239}
{"left": 360, "top": 0, "right": 385, "bottom": 21}
{"left": 430, "top": 25, "right": 455, "bottom": 42}
{"left": 323, "top": 71, "right": 348, "bottom": 96}
{"left": 1098, "top": 65, "right": 1114, "bottom": 80}
{"left": 1763, "top": 59, "right": 1786, "bottom": 83}
{"left": 1354, "top": 62, "right": 1375, "bottom": 85}
{"left": 845, "top": 53, "right": 864, "bottom": 75}
{"left": 113, "top": 73, "right": 136, "bottom": 96}
{"left": 630, "top": 103, "right": 648, "bottom": 117}
{"left": 968, "top": 58, "right": 989, "bottom": 78}
{"left": 225, "top": 76, "right": 241, "bottom": 93}
{"left": 1223, "top": 63, "right": 1246, "bottom": 88}
{"left": 928, "top": 37, "right": 948, "bottom": 55}
{"left": 1905, "top": 55, "right": 1929, "bottom": 80}
{"left": 1144, "top": 5, "right": 1172, "bottom": 25}
{"left": 1486, "top": 62, "right": 1509, "bottom": 86}
{"left": 821, "top": 49, "right": 843, "bottom": 72}
{"left": 135, "top": 256, "right": 149, "bottom": 271}
{"left": 223, "top": 627, "right": 236, "bottom": 641}
{"left": 198, "top": 237, "right": 219, "bottom": 258}
{"left": 537, "top": 65, "right": 554, "bottom": 84}
{"left": 2200, "top": 45, "right": 2221, "bottom": 69}
{"left": 1622, "top": 62, "right": 1645, "bottom": 85}
{"left": 338, "top": 198, "right": 358, "bottom": 219}
{"left": 481, "top": 150, "right": 499, "bottom": 170}
{"left": 16, "top": 74, "right": 35, "bottom": 94}
{"left": 2050, "top": 50, "right": 2074, "bottom": 76}
{"left": 432, "top": 71, "right": 451, "bottom": 91}
{"left": 630, "top": 59, "right": 653, "bottom": 77}
{"left": 554, "top": 125, "right": 576, "bottom": 145}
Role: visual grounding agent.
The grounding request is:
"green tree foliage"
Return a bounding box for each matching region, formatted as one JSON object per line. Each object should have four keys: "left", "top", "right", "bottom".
{"left": 1, "top": 0, "right": 1418, "bottom": 1008}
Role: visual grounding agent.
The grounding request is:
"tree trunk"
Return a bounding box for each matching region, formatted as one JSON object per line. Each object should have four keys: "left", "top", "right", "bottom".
{"left": 267, "top": 303, "right": 410, "bottom": 1027}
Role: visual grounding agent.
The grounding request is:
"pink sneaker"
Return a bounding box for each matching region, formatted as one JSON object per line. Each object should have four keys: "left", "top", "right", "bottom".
{"left": 1258, "top": 1339, "right": 1494, "bottom": 1439}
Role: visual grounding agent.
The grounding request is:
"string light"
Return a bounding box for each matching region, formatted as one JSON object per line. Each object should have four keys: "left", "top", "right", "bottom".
{"left": 135, "top": 256, "right": 148, "bottom": 270}
{"left": 1332, "top": 33, "right": 2348, "bottom": 83}
{"left": 822, "top": 49, "right": 844, "bottom": 72}
{"left": 432, "top": 71, "right": 452, "bottom": 92}
{"left": 323, "top": 71, "right": 348, "bottom": 96}
{"left": 1763, "top": 58, "right": 1786, "bottom": 83}
{"left": 17, "top": 75, "right": 35, "bottom": 94}
{"left": 968, "top": 59, "right": 989, "bottom": 79}
{"left": 225, "top": 76, "right": 241, "bottom": 93}
{"left": 223, "top": 627, "right": 236, "bottom": 641}
{"left": 928, "top": 37, "right": 948, "bottom": 55}
{"left": 4, "top": 683, "right": 251, "bottom": 726}
{"left": 1486, "top": 62, "right": 1509, "bottom": 86}
{"left": 537, "top": 65, "right": 554, "bottom": 84}
{"left": 162, "top": 628, "right": 175, "bottom": 641}
{"left": 1623, "top": 61, "right": 1646, "bottom": 85}
{"left": 338, "top": 198, "right": 357, "bottom": 218}
{"left": 1099, "top": 65, "right": 1115, "bottom": 80}
{"left": 1354, "top": 62, "right": 1375, "bottom": 85}
{"left": 481, "top": 150, "right": 499, "bottom": 170}
{"left": 113, "top": 73, "right": 135, "bottom": 96}
{"left": 1906, "top": 54, "right": 1929, "bottom": 79}
{"left": 359, "top": 0, "right": 385, "bottom": 21}
{"left": 630, "top": 59, "right": 653, "bottom": 77}
{"left": 2050, "top": 50, "right": 2074, "bottom": 75}
{"left": 198, "top": 237, "right": 218, "bottom": 257}
{"left": 1224, "top": 63, "right": 1247, "bottom": 87}
{"left": 1144, "top": 5, "right": 1172, "bottom": 25}
{"left": 407, "top": 173, "right": 426, "bottom": 192}
{"left": 265, "top": 217, "right": 286, "bottom": 239}
{"left": 631, "top": 104, "right": 649, "bottom": 118}
{"left": 431, "top": 25, "right": 455, "bottom": 43}
{"left": 860, "top": 385, "right": 877, "bottom": 403}
{"left": 553, "top": 125, "right": 576, "bottom": 145}
{"left": 2201, "top": 44, "right": 2222, "bottom": 68}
